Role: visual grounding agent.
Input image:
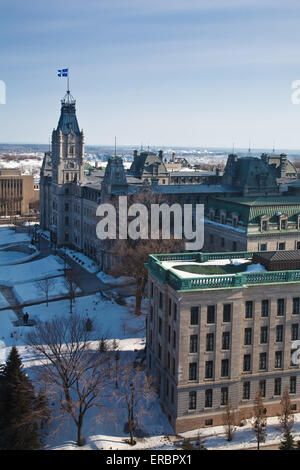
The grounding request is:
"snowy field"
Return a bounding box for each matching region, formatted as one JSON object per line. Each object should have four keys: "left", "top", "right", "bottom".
{"left": 0, "top": 255, "right": 65, "bottom": 284}
{"left": 13, "top": 276, "right": 79, "bottom": 304}
{"left": 0, "top": 227, "right": 31, "bottom": 246}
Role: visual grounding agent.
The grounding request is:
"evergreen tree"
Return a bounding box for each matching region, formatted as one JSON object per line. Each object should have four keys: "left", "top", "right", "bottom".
{"left": 0, "top": 346, "right": 41, "bottom": 450}
{"left": 278, "top": 388, "right": 296, "bottom": 450}
{"left": 280, "top": 430, "right": 296, "bottom": 450}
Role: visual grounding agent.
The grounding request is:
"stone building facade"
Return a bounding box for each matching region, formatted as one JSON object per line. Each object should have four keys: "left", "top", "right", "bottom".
{"left": 146, "top": 251, "right": 300, "bottom": 432}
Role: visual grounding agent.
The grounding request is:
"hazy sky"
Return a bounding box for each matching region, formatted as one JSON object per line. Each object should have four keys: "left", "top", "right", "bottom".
{"left": 1, "top": 0, "right": 300, "bottom": 149}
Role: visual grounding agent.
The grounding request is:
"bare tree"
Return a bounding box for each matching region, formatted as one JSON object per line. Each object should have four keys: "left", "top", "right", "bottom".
{"left": 64, "top": 268, "right": 78, "bottom": 314}
{"left": 36, "top": 277, "right": 57, "bottom": 307}
{"left": 26, "top": 314, "right": 112, "bottom": 446}
{"left": 222, "top": 399, "right": 236, "bottom": 442}
{"left": 278, "top": 388, "right": 296, "bottom": 450}
{"left": 252, "top": 388, "right": 267, "bottom": 450}
{"left": 109, "top": 189, "right": 183, "bottom": 315}
{"left": 118, "top": 363, "right": 155, "bottom": 445}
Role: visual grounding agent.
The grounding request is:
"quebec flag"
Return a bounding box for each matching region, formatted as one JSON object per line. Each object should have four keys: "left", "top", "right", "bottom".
{"left": 57, "top": 68, "right": 68, "bottom": 77}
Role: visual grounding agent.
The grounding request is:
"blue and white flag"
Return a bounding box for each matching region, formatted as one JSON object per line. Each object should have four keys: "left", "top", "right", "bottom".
{"left": 57, "top": 68, "right": 68, "bottom": 77}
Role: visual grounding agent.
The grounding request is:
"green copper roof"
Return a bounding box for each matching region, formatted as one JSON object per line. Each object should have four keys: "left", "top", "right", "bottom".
{"left": 207, "top": 196, "right": 300, "bottom": 225}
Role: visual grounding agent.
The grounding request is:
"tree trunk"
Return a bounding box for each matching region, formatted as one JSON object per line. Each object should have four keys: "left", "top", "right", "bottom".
{"left": 77, "top": 415, "right": 83, "bottom": 446}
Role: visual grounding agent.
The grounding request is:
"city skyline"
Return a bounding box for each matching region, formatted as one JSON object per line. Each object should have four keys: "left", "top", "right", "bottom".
{"left": 1, "top": 0, "right": 300, "bottom": 148}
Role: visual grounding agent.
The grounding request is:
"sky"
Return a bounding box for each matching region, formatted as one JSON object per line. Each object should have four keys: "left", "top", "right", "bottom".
{"left": 1, "top": 0, "right": 300, "bottom": 149}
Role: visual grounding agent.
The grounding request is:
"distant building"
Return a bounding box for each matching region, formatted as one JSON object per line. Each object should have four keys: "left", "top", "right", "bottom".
{"left": 146, "top": 250, "right": 300, "bottom": 432}
{"left": 0, "top": 168, "right": 39, "bottom": 216}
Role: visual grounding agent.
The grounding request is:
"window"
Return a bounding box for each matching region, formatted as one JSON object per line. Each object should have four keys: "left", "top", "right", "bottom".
{"left": 274, "top": 378, "right": 281, "bottom": 396}
{"left": 207, "top": 305, "right": 215, "bottom": 324}
{"left": 221, "top": 237, "right": 225, "bottom": 247}
{"left": 158, "top": 317, "right": 162, "bottom": 335}
{"left": 190, "top": 307, "right": 199, "bottom": 325}
{"left": 297, "top": 241, "right": 300, "bottom": 250}
{"left": 260, "top": 243, "right": 267, "bottom": 251}
{"left": 261, "top": 300, "right": 269, "bottom": 317}
{"left": 232, "top": 241, "right": 237, "bottom": 252}
{"left": 275, "top": 351, "right": 283, "bottom": 369}
{"left": 259, "top": 353, "right": 267, "bottom": 370}
{"left": 167, "top": 352, "right": 170, "bottom": 370}
{"left": 173, "top": 331, "right": 176, "bottom": 349}
{"left": 159, "top": 292, "right": 163, "bottom": 309}
{"left": 278, "top": 242, "right": 285, "bottom": 250}
{"left": 259, "top": 380, "right": 266, "bottom": 398}
{"left": 189, "top": 391, "right": 197, "bottom": 410}
{"left": 206, "top": 333, "right": 214, "bottom": 352}
{"left": 205, "top": 419, "right": 213, "bottom": 426}
{"left": 190, "top": 335, "right": 198, "bottom": 353}
{"left": 221, "top": 359, "right": 229, "bottom": 377}
{"left": 205, "top": 361, "right": 213, "bottom": 379}
{"left": 293, "top": 297, "right": 300, "bottom": 315}
{"left": 245, "top": 301, "right": 253, "bottom": 318}
{"left": 65, "top": 216, "right": 69, "bottom": 226}
{"left": 260, "top": 326, "right": 268, "bottom": 344}
{"left": 168, "top": 325, "right": 170, "bottom": 343}
{"left": 243, "top": 354, "right": 251, "bottom": 372}
{"left": 221, "top": 387, "right": 228, "bottom": 406}
{"left": 189, "top": 363, "right": 197, "bottom": 381}
{"left": 150, "top": 282, "right": 153, "bottom": 298}
{"left": 65, "top": 202, "right": 69, "bottom": 211}
{"left": 64, "top": 232, "right": 69, "bottom": 242}
{"left": 209, "top": 234, "right": 214, "bottom": 244}
{"left": 174, "top": 303, "right": 177, "bottom": 322}
{"left": 292, "top": 324, "right": 299, "bottom": 341}
{"left": 158, "top": 343, "right": 161, "bottom": 360}
{"left": 168, "top": 299, "right": 172, "bottom": 316}
{"left": 290, "top": 376, "right": 297, "bottom": 394}
{"left": 261, "top": 220, "right": 268, "bottom": 231}
{"left": 222, "top": 331, "right": 230, "bottom": 350}
{"left": 172, "top": 358, "right": 175, "bottom": 376}
{"left": 205, "top": 389, "right": 213, "bottom": 408}
{"left": 276, "top": 325, "right": 283, "bottom": 342}
{"left": 223, "top": 304, "right": 231, "bottom": 322}
{"left": 243, "top": 382, "right": 250, "bottom": 400}
{"left": 244, "top": 328, "right": 252, "bottom": 345}
{"left": 277, "top": 299, "right": 285, "bottom": 316}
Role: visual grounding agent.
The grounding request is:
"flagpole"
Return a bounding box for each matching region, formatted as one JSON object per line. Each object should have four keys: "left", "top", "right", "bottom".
{"left": 67, "top": 67, "right": 69, "bottom": 94}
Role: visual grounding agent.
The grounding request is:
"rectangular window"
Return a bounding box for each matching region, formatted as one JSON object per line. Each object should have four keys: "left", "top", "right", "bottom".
{"left": 65, "top": 202, "right": 69, "bottom": 211}
{"left": 205, "top": 361, "right": 213, "bottom": 379}
{"left": 278, "top": 242, "right": 285, "bottom": 250}
{"left": 260, "top": 243, "right": 267, "bottom": 251}
{"left": 292, "top": 324, "right": 299, "bottom": 341}
{"left": 290, "top": 376, "right": 297, "bottom": 394}
{"left": 159, "top": 292, "right": 163, "bottom": 310}
{"left": 245, "top": 301, "right": 253, "bottom": 319}
{"left": 190, "top": 335, "right": 198, "bottom": 353}
{"left": 190, "top": 307, "right": 199, "bottom": 325}
{"left": 259, "top": 380, "right": 266, "bottom": 398}
{"left": 260, "top": 326, "right": 268, "bottom": 344}
{"left": 223, "top": 304, "right": 231, "bottom": 322}
{"left": 172, "top": 358, "right": 175, "bottom": 376}
{"left": 205, "top": 389, "right": 213, "bottom": 408}
{"left": 275, "top": 351, "right": 283, "bottom": 369}
{"left": 244, "top": 328, "right": 252, "bottom": 345}
{"left": 277, "top": 299, "right": 285, "bottom": 316}
{"left": 173, "top": 331, "right": 176, "bottom": 349}
{"left": 261, "top": 300, "right": 269, "bottom": 317}
{"left": 243, "top": 354, "right": 251, "bottom": 372}
{"left": 174, "top": 303, "right": 177, "bottom": 322}
{"left": 206, "top": 333, "right": 214, "bottom": 352}
{"left": 189, "top": 363, "right": 197, "bottom": 381}
{"left": 221, "top": 387, "right": 228, "bottom": 406}
{"left": 168, "top": 299, "right": 172, "bottom": 316}
{"left": 274, "top": 378, "right": 281, "bottom": 396}
{"left": 158, "top": 317, "right": 162, "bottom": 335}
{"left": 222, "top": 331, "right": 230, "bottom": 350}
{"left": 168, "top": 325, "right": 170, "bottom": 343}
{"left": 221, "top": 359, "right": 229, "bottom": 377}
{"left": 189, "top": 391, "right": 196, "bottom": 410}
{"left": 293, "top": 297, "right": 300, "bottom": 315}
{"left": 243, "top": 382, "right": 250, "bottom": 400}
{"left": 207, "top": 305, "right": 215, "bottom": 324}
{"left": 259, "top": 352, "right": 267, "bottom": 370}
{"left": 276, "top": 325, "right": 283, "bottom": 342}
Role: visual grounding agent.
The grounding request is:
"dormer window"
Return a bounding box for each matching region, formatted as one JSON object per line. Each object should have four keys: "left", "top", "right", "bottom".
{"left": 209, "top": 209, "right": 215, "bottom": 221}
{"left": 220, "top": 210, "right": 227, "bottom": 225}
{"left": 232, "top": 212, "right": 239, "bottom": 228}
{"left": 276, "top": 213, "right": 288, "bottom": 230}
{"left": 297, "top": 215, "right": 300, "bottom": 230}
{"left": 260, "top": 215, "right": 269, "bottom": 231}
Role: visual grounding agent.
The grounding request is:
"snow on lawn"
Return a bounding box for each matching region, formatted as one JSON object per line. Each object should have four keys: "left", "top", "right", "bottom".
{"left": 13, "top": 276, "right": 80, "bottom": 304}
{"left": 97, "top": 271, "right": 134, "bottom": 286}
{"left": 0, "top": 255, "right": 65, "bottom": 284}
{"left": 62, "top": 248, "right": 99, "bottom": 273}
{"left": 181, "top": 413, "right": 300, "bottom": 450}
{"left": 0, "top": 290, "right": 9, "bottom": 309}
{"left": 0, "top": 227, "right": 31, "bottom": 246}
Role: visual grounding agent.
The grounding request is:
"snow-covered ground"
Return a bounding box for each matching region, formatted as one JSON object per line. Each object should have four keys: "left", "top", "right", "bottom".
{"left": 13, "top": 276, "right": 80, "bottom": 304}
{"left": 0, "top": 227, "right": 31, "bottom": 245}
{"left": 0, "top": 255, "right": 65, "bottom": 284}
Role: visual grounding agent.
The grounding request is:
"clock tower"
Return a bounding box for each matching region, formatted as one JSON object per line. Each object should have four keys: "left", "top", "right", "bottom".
{"left": 51, "top": 90, "right": 84, "bottom": 185}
